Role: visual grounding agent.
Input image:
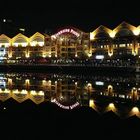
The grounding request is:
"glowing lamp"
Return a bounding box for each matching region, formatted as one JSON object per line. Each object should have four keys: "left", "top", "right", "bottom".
{"left": 109, "top": 31, "right": 115, "bottom": 38}
{"left": 133, "top": 29, "right": 140, "bottom": 36}
{"left": 132, "top": 107, "right": 139, "bottom": 113}
{"left": 89, "top": 99, "right": 94, "bottom": 108}
{"left": 109, "top": 103, "right": 115, "bottom": 109}
{"left": 90, "top": 33, "right": 94, "bottom": 40}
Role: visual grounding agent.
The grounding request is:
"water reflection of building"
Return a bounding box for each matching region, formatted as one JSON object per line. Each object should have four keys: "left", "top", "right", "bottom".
{"left": 0, "top": 22, "right": 140, "bottom": 64}
{"left": 0, "top": 73, "right": 139, "bottom": 106}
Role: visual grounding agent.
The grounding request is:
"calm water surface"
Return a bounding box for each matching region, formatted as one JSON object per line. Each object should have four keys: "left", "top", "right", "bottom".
{"left": 0, "top": 72, "right": 140, "bottom": 118}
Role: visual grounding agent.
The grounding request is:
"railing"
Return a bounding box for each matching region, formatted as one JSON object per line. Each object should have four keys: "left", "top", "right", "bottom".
{"left": 0, "top": 63, "right": 137, "bottom": 68}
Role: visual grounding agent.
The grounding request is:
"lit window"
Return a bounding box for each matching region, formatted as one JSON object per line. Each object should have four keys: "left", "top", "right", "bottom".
{"left": 119, "top": 44, "right": 126, "bottom": 47}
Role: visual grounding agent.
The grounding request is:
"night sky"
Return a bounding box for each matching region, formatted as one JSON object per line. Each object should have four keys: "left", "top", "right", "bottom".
{"left": 0, "top": 0, "right": 139, "bottom": 36}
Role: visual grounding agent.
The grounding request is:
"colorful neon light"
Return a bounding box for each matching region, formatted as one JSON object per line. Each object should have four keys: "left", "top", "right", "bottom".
{"left": 54, "top": 28, "right": 80, "bottom": 37}
{"left": 51, "top": 99, "right": 80, "bottom": 109}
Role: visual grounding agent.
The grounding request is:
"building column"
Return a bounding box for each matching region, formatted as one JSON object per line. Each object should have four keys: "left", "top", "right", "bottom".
{"left": 131, "top": 87, "right": 138, "bottom": 103}
{"left": 132, "top": 38, "right": 138, "bottom": 56}
{"left": 108, "top": 40, "right": 113, "bottom": 57}
{"left": 25, "top": 46, "right": 30, "bottom": 58}
{"left": 42, "top": 46, "right": 46, "bottom": 58}
{"left": 8, "top": 46, "right": 12, "bottom": 58}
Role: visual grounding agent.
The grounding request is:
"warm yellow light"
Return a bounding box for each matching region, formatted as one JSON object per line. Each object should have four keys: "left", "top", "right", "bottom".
{"left": 133, "top": 52, "right": 136, "bottom": 56}
{"left": 60, "top": 38, "right": 64, "bottom": 41}
{"left": 90, "top": 33, "right": 94, "bottom": 40}
{"left": 0, "top": 43, "right": 10, "bottom": 47}
{"left": 25, "top": 53, "right": 30, "bottom": 58}
{"left": 13, "top": 42, "right": 28, "bottom": 47}
{"left": 132, "top": 107, "right": 139, "bottom": 113}
{"left": 30, "top": 90, "right": 36, "bottom": 95}
{"left": 49, "top": 54, "right": 51, "bottom": 58}
{"left": 4, "top": 89, "right": 10, "bottom": 93}
{"left": 108, "top": 52, "right": 113, "bottom": 57}
{"left": 8, "top": 55, "right": 12, "bottom": 58}
{"left": 48, "top": 80, "right": 51, "bottom": 83}
{"left": 108, "top": 85, "right": 113, "bottom": 90}
{"left": 42, "top": 53, "right": 46, "bottom": 58}
{"left": 30, "top": 41, "right": 44, "bottom": 46}
{"left": 109, "top": 31, "right": 116, "bottom": 38}
{"left": 132, "top": 87, "right": 136, "bottom": 91}
{"left": 88, "top": 52, "right": 92, "bottom": 57}
{"left": 38, "top": 42, "right": 44, "bottom": 46}
{"left": 13, "top": 89, "right": 19, "bottom": 94}
{"left": 0, "top": 88, "right": 10, "bottom": 93}
{"left": 89, "top": 99, "right": 94, "bottom": 108}
{"left": 38, "top": 91, "right": 44, "bottom": 96}
{"left": 25, "top": 79, "right": 30, "bottom": 85}
{"left": 133, "top": 29, "right": 140, "bottom": 36}
{"left": 8, "top": 78, "right": 12, "bottom": 84}
{"left": 87, "top": 83, "right": 92, "bottom": 87}
{"left": 21, "top": 90, "right": 28, "bottom": 94}
{"left": 30, "top": 41, "right": 37, "bottom": 46}
{"left": 75, "top": 54, "right": 77, "bottom": 57}
{"left": 109, "top": 103, "right": 115, "bottom": 109}
{"left": 42, "top": 80, "right": 46, "bottom": 85}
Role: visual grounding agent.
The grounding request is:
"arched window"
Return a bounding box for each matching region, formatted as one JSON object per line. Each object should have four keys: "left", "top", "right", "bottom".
{"left": 0, "top": 34, "right": 11, "bottom": 47}
{"left": 115, "top": 28, "right": 134, "bottom": 37}
{"left": 12, "top": 33, "right": 28, "bottom": 47}
{"left": 30, "top": 32, "right": 44, "bottom": 46}
{"left": 95, "top": 32, "right": 110, "bottom": 38}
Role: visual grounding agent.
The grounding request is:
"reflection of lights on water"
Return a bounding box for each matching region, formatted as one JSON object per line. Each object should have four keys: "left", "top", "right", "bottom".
{"left": 89, "top": 99, "right": 94, "bottom": 108}
{"left": 21, "top": 90, "right": 28, "bottom": 94}
{"left": 129, "top": 106, "right": 140, "bottom": 117}
{"left": 13, "top": 89, "right": 19, "bottom": 94}
{"left": 106, "top": 103, "right": 118, "bottom": 115}
{"left": 132, "top": 107, "right": 139, "bottom": 113}
{"left": 108, "top": 103, "right": 115, "bottom": 109}
{"left": 30, "top": 90, "right": 44, "bottom": 96}
{"left": 87, "top": 83, "right": 92, "bottom": 87}
{"left": 51, "top": 99, "right": 80, "bottom": 110}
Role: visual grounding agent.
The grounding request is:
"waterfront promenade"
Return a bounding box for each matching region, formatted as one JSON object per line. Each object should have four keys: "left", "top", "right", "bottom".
{"left": 0, "top": 63, "right": 138, "bottom": 73}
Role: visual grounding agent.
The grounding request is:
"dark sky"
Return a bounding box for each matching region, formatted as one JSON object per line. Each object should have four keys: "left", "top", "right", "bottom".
{"left": 0, "top": 0, "right": 139, "bottom": 36}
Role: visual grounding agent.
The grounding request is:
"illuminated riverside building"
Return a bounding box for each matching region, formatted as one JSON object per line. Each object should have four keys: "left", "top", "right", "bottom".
{"left": 0, "top": 22, "right": 140, "bottom": 63}
{"left": 90, "top": 22, "right": 140, "bottom": 59}
{"left": 0, "top": 27, "right": 89, "bottom": 63}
